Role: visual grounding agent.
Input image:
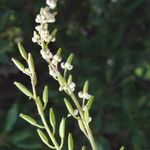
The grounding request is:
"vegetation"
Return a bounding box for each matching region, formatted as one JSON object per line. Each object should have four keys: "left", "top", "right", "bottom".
{"left": 0, "top": 0, "right": 150, "bottom": 149}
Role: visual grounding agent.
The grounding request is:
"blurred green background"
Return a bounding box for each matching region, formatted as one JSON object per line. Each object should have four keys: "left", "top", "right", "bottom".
{"left": 0, "top": 0, "right": 150, "bottom": 149}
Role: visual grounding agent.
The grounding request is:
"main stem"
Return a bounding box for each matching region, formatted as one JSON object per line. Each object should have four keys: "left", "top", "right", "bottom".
{"left": 31, "top": 81, "right": 60, "bottom": 150}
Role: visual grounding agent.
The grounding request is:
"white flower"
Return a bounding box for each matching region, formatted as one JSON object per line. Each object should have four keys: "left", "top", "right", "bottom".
{"left": 40, "top": 49, "right": 53, "bottom": 61}
{"left": 52, "top": 55, "right": 62, "bottom": 66}
{"left": 35, "top": 7, "right": 55, "bottom": 23}
{"left": 78, "top": 91, "right": 91, "bottom": 100}
{"left": 69, "top": 82, "right": 76, "bottom": 92}
{"left": 32, "top": 31, "right": 40, "bottom": 43}
{"left": 59, "top": 82, "right": 76, "bottom": 92}
{"left": 61, "top": 62, "right": 73, "bottom": 70}
{"left": 46, "top": 0, "right": 57, "bottom": 9}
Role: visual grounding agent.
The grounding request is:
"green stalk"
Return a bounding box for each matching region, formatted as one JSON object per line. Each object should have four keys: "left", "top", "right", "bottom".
{"left": 31, "top": 76, "right": 60, "bottom": 150}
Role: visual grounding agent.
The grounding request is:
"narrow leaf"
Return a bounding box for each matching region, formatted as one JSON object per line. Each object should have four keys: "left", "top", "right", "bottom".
{"left": 84, "top": 107, "right": 89, "bottom": 124}
{"left": 64, "top": 98, "right": 74, "bottom": 117}
{"left": 57, "top": 48, "right": 62, "bottom": 56}
{"left": 59, "top": 118, "right": 66, "bottom": 139}
{"left": 12, "top": 58, "right": 25, "bottom": 72}
{"left": 18, "top": 43, "right": 27, "bottom": 60}
{"left": 28, "top": 53, "right": 35, "bottom": 73}
{"left": 67, "top": 53, "right": 74, "bottom": 64}
{"left": 68, "top": 133, "right": 73, "bottom": 150}
{"left": 43, "top": 85, "right": 48, "bottom": 108}
{"left": 78, "top": 119, "right": 86, "bottom": 134}
{"left": 86, "top": 96, "right": 94, "bottom": 110}
{"left": 14, "top": 82, "right": 32, "bottom": 98}
{"left": 37, "top": 129, "right": 49, "bottom": 145}
{"left": 20, "top": 114, "right": 37, "bottom": 126}
{"left": 83, "top": 81, "right": 89, "bottom": 93}
{"left": 49, "top": 108, "right": 56, "bottom": 129}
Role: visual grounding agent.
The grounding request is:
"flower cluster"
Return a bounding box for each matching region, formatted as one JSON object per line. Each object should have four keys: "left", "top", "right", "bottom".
{"left": 32, "top": 0, "right": 57, "bottom": 45}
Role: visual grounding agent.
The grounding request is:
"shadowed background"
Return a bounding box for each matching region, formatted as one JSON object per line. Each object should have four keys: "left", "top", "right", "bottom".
{"left": 0, "top": 0, "right": 150, "bottom": 149}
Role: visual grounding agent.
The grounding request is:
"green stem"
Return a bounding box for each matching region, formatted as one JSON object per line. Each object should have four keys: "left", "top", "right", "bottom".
{"left": 31, "top": 76, "right": 60, "bottom": 150}
{"left": 37, "top": 100, "right": 60, "bottom": 150}
{"left": 70, "top": 93, "right": 97, "bottom": 150}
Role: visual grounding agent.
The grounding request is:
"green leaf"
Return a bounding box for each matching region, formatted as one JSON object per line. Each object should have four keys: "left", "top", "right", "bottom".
{"left": 56, "top": 48, "right": 62, "bottom": 57}
{"left": 37, "top": 129, "right": 49, "bottom": 145}
{"left": 43, "top": 85, "right": 48, "bottom": 108}
{"left": 67, "top": 53, "right": 74, "bottom": 64}
{"left": 67, "top": 75, "right": 73, "bottom": 85}
{"left": 18, "top": 42, "right": 27, "bottom": 60}
{"left": 28, "top": 53, "right": 35, "bottom": 73}
{"left": 12, "top": 58, "right": 25, "bottom": 72}
{"left": 78, "top": 119, "right": 86, "bottom": 134}
{"left": 4, "top": 103, "right": 18, "bottom": 133}
{"left": 59, "top": 118, "right": 66, "bottom": 139}
{"left": 86, "top": 96, "right": 94, "bottom": 110}
{"left": 14, "top": 82, "right": 32, "bottom": 98}
{"left": 68, "top": 133, "right": 74, "bottom": 150}
{"left": 64, "top": 98, "right": 75, "bottom": 117}
{"left": 84, "top": 107, "right": 89, "bottom": 124}
{"left": 49, "top": 108, "right": 56, "bottom": 130}
{"left": 20, "top": 113, "right": 38, "bottom": 127}
{"left": 83, "top": 81, "right": 89, "bottom": 92}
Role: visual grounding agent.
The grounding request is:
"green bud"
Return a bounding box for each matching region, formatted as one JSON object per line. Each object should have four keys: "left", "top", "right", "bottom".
{"left": 12, "top": 58, "right": 25, "bottom": 72}
{"left": 67, "top": 75, "right": 72, "bottom": 85}
{"left": 43, "top": 85, "right": 48, "bottom": 108}
{"left": 83, "top": 81, "right": 89, "bottom": 93}
{"left": 59, "top": 118, "right": 66, "bottom": 139}
{"left": 20, "top": 113, "right": 37, "bottom": 126}
{"left": 28, "top": 53, "right": 35, "bottom": 73}
{"left": 68, "top": 133, "right": 73, "bottom": 150}
{"left": 67, "top": 53, "right": 74, "bottom": 64}
{"left": 49, "top": 108, "right": 56, "bottom": 130}
{"left": 37, "top": 129, "right": 49, "bottom": 145}
{"left": 17, "top": 43, "right": 27, "bottom": 60}
{"left": 64, "top": 98, "right": 74, "bottom": 117}
{"left": 14, "top": 82, "right": 32, "bottom": 98}
{"left": 86, "top": 96, "right": 94, "bottom": 110}
{"left": 57, "top": 48, "right": 62, "bottom": 57}
{"left": 51, "top": 28, "right": 57, "bottom": 39}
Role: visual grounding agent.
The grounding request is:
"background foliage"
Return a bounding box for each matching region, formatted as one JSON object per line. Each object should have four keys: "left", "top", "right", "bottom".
{"left": 0, "top": 0, "right": 150, "bottom": 149}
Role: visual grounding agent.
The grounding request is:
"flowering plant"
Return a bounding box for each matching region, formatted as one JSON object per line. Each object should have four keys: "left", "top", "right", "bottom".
{"left": 12, "top": 0, "right": 97, "bottom": 149}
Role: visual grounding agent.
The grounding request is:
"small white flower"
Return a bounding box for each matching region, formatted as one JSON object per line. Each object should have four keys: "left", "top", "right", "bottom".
{"left": 40, "top": 49, "right": 53, "bottom": 62}
{"left": 69, "top": 82, "right": 75, "bottom": 92}
{"left": 78, "top": 91, "right": 91, "bottom": 100}
{"left": 61, "top": 62, "right": 73, "bottom": 70}
{"left": 52, "top": 55, "right": 62, "bottom": 66}
{"left": 46, "top": 0, "right": 57, "bottom": 9}
{"left": 35, "top": 7, "right": 55, "bottom": 23}
{"left": 32, "top": 31, "right": 40, "bottom": 43}
{"left": 59, "top": 82, "right": 75, "bottom": 92}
